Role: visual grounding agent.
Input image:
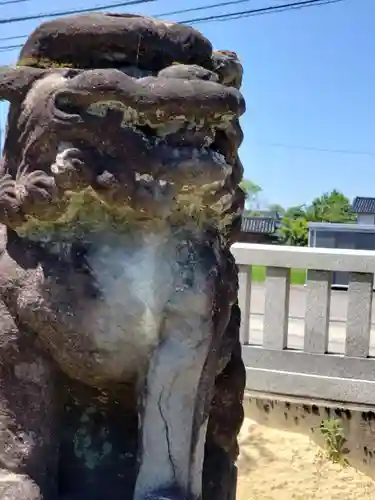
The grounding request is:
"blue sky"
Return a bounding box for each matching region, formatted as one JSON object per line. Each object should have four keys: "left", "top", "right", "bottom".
{"left": 0, "top": 0, "right": 374, "bottom": 208}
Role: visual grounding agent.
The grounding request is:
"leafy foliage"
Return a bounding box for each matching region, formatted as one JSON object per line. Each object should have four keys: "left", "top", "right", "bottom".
{"left": 240, "top": 179, "right": 262, "bottom": 212}
{"left": 320, "top": 418, "right": 350, "bottom": 465}
{"left": 306, "top": 190, "right": 356, "bottom": 223}
{"left": 240, "top": 179, "right": 356, "bottom": 246}
{"left": 278, "top": 216, "right": 308, "bottom": 246}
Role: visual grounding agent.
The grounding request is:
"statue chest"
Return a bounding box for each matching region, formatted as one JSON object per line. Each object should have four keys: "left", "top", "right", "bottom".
{"left": 15, "top": 231, "right": 214, "bottom": 385}
{"left": 82, "top": 235, "right": 176, "bottom": 359}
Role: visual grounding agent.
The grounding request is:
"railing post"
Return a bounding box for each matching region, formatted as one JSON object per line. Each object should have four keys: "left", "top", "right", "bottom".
{"left": 238, "top": 264, "right": 252, "bottom": 344}
{"left": 232, "top": 242, "right": 375, "bottom": 406}
{"left": 304, "top": 270, "right": 331, "bottom": 354}
{"left": 263, "top": 267, "right": 290, "bottom": 350}
{"left": 346, "top": 272, "right": 373, "bottom": 358}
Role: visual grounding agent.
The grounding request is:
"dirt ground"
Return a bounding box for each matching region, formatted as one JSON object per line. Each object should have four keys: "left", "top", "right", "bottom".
{"left": 237, "top": 418, "right": 375, "bottom": 500}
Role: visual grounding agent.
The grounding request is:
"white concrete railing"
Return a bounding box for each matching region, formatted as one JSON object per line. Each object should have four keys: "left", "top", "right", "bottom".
{"left": 231, "top": 242, "right": 375, "bottom": 408}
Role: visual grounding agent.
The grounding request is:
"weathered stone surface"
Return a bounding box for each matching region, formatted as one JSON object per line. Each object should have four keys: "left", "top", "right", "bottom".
{"left": 0, "top": 12, "right": 246, "bottom": 500}
{"left": 18, "top": 13, "right": 213, "bottom": 71}
{"left": 211, "top": 50, "right": 243, "bottom": 89}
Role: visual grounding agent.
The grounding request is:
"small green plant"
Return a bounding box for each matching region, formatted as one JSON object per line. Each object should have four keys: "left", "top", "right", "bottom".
{"left": 320, "top": 417, "right": 349, "bottom": 465}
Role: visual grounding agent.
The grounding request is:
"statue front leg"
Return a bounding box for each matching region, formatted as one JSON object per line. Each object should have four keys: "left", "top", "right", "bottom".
{"left": 134, "top": 257, "right": 216, "bottom": 500}
{"left": 0, "top": 303, "right": 60, "bottom": 500}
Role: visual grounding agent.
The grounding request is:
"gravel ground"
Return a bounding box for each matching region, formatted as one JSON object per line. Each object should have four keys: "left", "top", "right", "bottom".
{"left": 237, "top": 418, "right": 375, "bottom": 500}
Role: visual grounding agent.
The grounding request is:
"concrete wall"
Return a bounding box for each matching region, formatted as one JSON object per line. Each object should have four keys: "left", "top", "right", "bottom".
{"left": 244, "top": 395, "right": 375, "bottom": 479}
{"left": 358, "top": 214, "right": 375, "bottom": 225}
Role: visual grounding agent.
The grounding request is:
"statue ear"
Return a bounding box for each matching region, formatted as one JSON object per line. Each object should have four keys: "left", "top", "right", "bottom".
{"left": 0, "top": 66, "right": 47, "bottom": 103}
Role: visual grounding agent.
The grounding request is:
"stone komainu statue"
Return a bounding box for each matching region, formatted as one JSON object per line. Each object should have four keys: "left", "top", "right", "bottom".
{"left": 0, "top": 13, "right": 246, "bottom": 500}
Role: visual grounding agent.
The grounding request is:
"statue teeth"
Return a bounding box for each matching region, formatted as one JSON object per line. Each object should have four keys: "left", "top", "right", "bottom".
{"left": 87, "top": 101, "right": 133, "bottom": 120}
{"left": 135, "top": 173, "right": 154, "bottom": 182}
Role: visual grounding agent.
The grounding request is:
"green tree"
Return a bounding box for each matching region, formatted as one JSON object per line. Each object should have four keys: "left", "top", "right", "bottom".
{"left": 239, "top": 183, "right": 354, "bottom": 247}
{"left": 240, "top": 179, "right": 262, "bottom": 212}
{"left": 267, "top": 203, "right": 285, "bottom": 216}
{"left": 306, "top": 190, "right": 355, "bottom": 223}
{"left": 284, "top": 205, "right": 307, "bottom": 219}
{"left": 279, "top": 191, "right": 355, "bottom": 246}
{"left": 278, "top": 217, "right": 308, "bottom": 246}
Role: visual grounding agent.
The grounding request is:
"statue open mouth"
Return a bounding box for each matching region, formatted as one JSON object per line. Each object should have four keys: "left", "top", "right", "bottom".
{"left": 0, "top": 65, "right": 245, "bottom": 234}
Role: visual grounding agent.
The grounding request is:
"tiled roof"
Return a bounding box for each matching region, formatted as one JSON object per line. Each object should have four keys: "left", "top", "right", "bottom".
{"left": 352, "top": 197, "right": 375, "bottom": 214}
{"left": 253, "top": 210, "right": 280, "bottom": 218}
{"left": 241, "top": 216, "right": 278, "bottom": 234}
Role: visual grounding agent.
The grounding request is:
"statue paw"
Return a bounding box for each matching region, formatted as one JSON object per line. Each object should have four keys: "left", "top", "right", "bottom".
{"left": 0, "top": 167, "right": 60, "bottom": 227}
{"left": 16, "top": 166, "right": 58, "bottom": 216}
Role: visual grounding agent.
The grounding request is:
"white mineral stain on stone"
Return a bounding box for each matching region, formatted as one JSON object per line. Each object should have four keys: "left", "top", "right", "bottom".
{"left": 0, "top": 472, "right": 24, "bottom": 483}
{"left": 134, "top": 251, "right": 214, "bottom": 500}
{"left": 51, "top": 142, "right": 76, "bottom": 175}
{"left": 190, "top": 418, "right": 208, "bottom": 498}
{"left": 83, "top": 231, "right": 175, "bottom": 380}
{"left": 10, "top": 430, "right": 40, "bottom": 460}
